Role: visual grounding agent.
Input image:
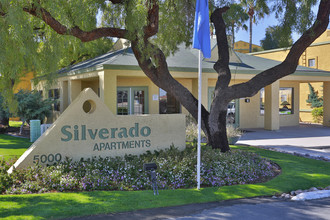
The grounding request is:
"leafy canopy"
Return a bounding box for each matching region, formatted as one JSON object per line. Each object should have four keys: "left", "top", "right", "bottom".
{"left": 261, "top": 25, "right": 293, "bottom": 50}
{"left": 0, "top": 0, "right": 322, "bottom": 111}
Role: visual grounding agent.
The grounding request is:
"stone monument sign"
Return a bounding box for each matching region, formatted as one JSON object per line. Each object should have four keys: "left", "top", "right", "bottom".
{"left": 8, "top": 88, "right": 185, "bottom": 172}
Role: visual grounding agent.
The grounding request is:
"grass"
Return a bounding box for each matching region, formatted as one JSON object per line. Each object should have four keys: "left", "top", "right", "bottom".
{"left": 0, "top": 137, "right": 330, "bottom": 219}
{"left": 0, "top": 134, "right": 31, "bottom": 161}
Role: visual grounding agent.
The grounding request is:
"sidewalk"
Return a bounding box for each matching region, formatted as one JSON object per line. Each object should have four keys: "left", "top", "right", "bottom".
{"left": 237, "top": 123, "right": 330, "bottom": 160}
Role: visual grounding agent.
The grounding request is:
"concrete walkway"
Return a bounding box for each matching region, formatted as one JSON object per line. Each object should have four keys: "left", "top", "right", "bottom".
{"left": 237, "top": 123, "right": 330, "bottom": 160}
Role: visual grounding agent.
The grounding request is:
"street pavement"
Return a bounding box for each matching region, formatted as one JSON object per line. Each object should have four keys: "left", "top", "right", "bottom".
{"left": 70, "top": 124, "right": 330, "bottom": 220}
{"left": 237, "top": 123, "right": 330, "bottom": 160}
{"left": 169, "top": 197, "right": 330, "bottom": 220}
{"left": 69, "top": 197, "right": 330, "bottom": 220}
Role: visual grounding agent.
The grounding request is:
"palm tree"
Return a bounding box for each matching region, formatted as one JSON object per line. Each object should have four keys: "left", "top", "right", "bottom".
{"left": 241, "top": 0, "right": 270, "bottom": 52}
{"left": 223, "top": 4, "right": 249, "bottom": 48}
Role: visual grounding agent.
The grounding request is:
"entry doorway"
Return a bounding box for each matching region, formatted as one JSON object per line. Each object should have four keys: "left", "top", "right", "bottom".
{"left": 117, "top": 87, "right": 148, "bottom": 115}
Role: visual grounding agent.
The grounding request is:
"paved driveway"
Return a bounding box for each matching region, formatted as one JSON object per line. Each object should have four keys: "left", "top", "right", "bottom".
{"left": 237, "top": 123, "right": 330, "bottom": 160}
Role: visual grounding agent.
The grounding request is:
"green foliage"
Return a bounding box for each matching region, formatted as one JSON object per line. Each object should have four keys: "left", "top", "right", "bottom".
{"left": 222, "top": 3, "right": 249, "bottom": 45}
{"left": 0, "top": 0, "right": 321, "bottom": 96}
{"left": 0, "top": 96, "right": 10, "bottom": 126}
{"left": 1, "top": 146, "right": 277, "bottom": 194}
{"left": 261, "top": 25, "right": 293, "bottom": 50}
{"left": 1, "top": 146, "right": 330, "bottom": 219}
{"left": 271, "top": 0, "right": 319, "bottom": 34}
{"left": 14, "top": 90, "right": 53, "bottom": 123}
{"left": 312, "top": 107, "right": 323, "bottom": 123}
{"left": 240, "top": 0, "right": 270, "bottom": 23}
{"left": 0, "top": 1, "right": 113, "bottom": 110}
{"left": 306, "top": 83, "right": 323, "bottom": 108}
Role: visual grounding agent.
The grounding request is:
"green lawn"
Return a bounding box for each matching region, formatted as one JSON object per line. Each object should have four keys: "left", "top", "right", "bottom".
{"left": 0, "top": 134, "right": 31, "bottom": 161}
{"left": 0, "top": 138, "right": 330, "bottom": 219}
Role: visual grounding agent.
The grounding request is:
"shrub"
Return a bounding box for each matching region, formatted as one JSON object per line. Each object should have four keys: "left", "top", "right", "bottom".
{"left": 1, "top": 146, "right": 279, "bottom": 194}
{"left": 312, "top": 107, "right": 323, "bottom": 123}
{"left": 226, "top": 125, "right": 243, "bottom": 138}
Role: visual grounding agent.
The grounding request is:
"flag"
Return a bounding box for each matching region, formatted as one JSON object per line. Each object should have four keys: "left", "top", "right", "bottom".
{"left": 193, "top": 0, "right": 211, "bottom": 58}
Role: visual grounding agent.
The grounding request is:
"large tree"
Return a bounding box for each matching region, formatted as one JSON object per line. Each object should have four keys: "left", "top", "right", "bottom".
{"left": 261, "top": 25, "right": 293, "bottom": 50}
{"left": 0, "top": 0, "right": 329, "bottom": 152}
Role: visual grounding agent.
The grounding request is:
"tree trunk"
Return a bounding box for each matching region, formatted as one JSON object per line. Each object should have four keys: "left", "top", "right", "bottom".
{"left": 231, "top": 24, "right": 235, "bottom": 49}
{"left": 0, "top": 117, "right": 9, "bottom": 126}
{"left": 19, "top": 119, "right": 25, "bottom": 135}
{"left": 208, "top": 108, "right": 230, "bottom": 152}
{"left": 249, "top": 15, "right": 252, "bottom": 53}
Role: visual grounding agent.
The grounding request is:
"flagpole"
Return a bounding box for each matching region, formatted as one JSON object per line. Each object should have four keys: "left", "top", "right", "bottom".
{"left": 197, "top": 50, "right": 202, "bottom": 190}
{"left": 193, "top": 0, "right": 211, "bottom": 191}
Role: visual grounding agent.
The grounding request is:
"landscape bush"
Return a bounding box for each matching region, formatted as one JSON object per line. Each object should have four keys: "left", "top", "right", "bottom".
{"left": 0, "top": 146, "right": 279, "bottom": 194}
{"left": 312, "top": 107, "right": 323, "bottom": 123}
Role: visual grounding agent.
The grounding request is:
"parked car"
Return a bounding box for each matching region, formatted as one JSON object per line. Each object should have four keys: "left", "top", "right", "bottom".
{"left": 227, "top": 102, "right": 235, "bottom": 124}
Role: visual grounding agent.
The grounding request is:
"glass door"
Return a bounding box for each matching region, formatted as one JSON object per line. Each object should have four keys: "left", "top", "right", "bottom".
{"left": 117, "top": 87, "right": 148, "bottom": 115}
{"left": 117, "top": 89, "right": 129, "bottom": 115}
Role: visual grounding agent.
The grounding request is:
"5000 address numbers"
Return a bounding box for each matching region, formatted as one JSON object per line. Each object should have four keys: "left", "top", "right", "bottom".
{"left": 33, "top": 153, "right": 62, "bottom": 164}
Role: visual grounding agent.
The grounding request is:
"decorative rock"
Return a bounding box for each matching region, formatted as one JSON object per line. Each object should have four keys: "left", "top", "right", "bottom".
{"left": 285, "top": 194, "right": 291, "bottom": 199}
{"left": 290, "top": 191, "right": 296, "bottom": 196}
{"left": 272, "top": 196, "right": 277, "bottom": 199}
{"left": 295, "top": 189, "right": 303, "bottom": 195}
{"left": 309, "top": 187, "right": 318, "bottom": 191}
{"left": 325, "top": 186, "right": 330, "bottom": 190}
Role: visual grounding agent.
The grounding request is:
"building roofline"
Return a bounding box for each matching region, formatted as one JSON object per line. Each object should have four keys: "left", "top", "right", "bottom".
{"left": 250, "top": 41, "right": 330, "bottom": 55}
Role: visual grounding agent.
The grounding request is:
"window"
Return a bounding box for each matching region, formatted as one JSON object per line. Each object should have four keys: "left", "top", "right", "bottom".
{"left": 279, "top": 88, "right": 293, "bottom": 115}
{"left": 260, "top": 87, "right": 293, "bottom": 115}
{"left": 48, "top": 89, "right": 60, "bottom": 111}
{"left": 159, "top": 88, "right": 181, "bottom": 114}
{"left": 260, "top": 88, "right": 265, "bottom": 115}
{"left": 117, "top": 87, "right": 148, "bottom": 115}
{"left": 308, "top": 58, "right": 315, "bottom": 67}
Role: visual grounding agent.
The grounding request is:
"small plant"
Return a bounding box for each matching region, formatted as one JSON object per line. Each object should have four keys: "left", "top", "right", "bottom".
{"left": 312, "top": 107, "right": 323, "bottom": 123}
{"left": 185, "top": 115, "right": 206, "bottom": 142}
{"left": 226, "top": 125, "right": 243, "bottom": 138}
{"left": 226, "top": 125, "right": 243, "bottom": 145}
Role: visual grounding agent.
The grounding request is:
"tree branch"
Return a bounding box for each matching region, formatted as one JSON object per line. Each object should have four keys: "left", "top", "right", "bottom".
{"left": 23, "top": 4, "right": 128, "bottom": 42}
{"left": 228, "top": 0, "right": 330, "bottom": 99}
{"left": 144, "top": 0, "right": 159, "bottom": 39}
{"left": 211, "top": 6, "right": 231, "bottom": 89}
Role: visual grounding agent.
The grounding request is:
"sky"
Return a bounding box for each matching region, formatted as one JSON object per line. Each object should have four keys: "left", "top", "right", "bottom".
{"left": 234, "top": 2, "right": 326, "bottom": 46}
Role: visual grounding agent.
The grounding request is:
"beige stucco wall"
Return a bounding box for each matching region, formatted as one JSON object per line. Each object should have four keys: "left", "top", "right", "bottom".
{"left": 252, "top": 30, "right": 330, "bottom": 71}
{"left": 234, "top": 41, "right": 262, "bottom": 54}
{"left": 251, "top": 29, "right": 330, "bottom": 123}
{"left": 313, "top": 29, "right": 330, "bottom": 44}
{"left": 207, "top": 78, "right": 300, "bottom": 129}
{"left": 239, "top": 91, "right": 264, "bottom": 129}
{"left": 34, "top": 58, "right": 330, "bottom": 129}
{"left": 9, "top": 88, "right": 186, "bottom": 171}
